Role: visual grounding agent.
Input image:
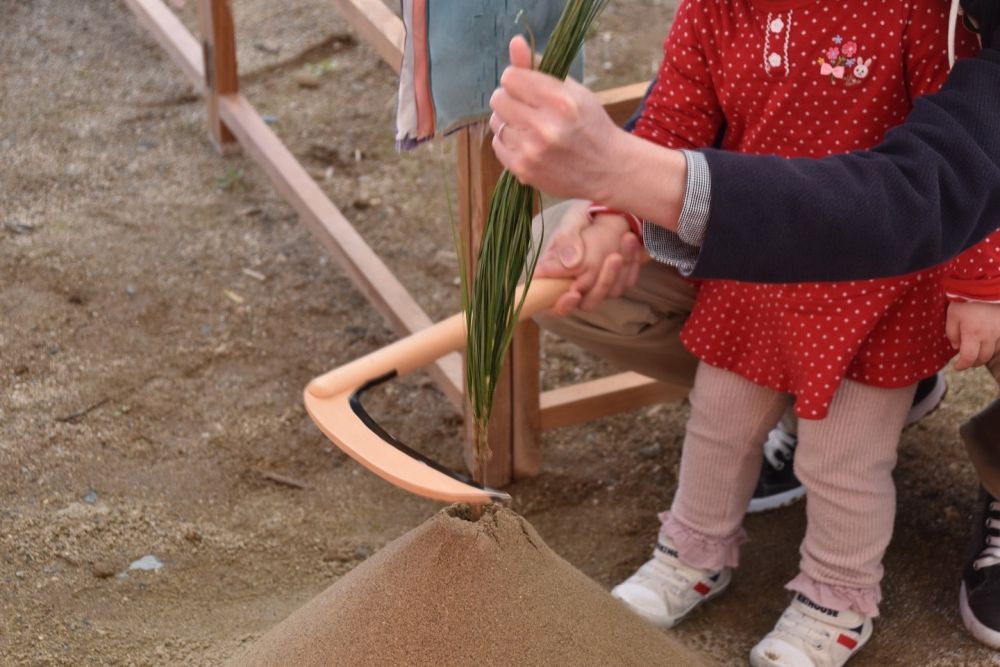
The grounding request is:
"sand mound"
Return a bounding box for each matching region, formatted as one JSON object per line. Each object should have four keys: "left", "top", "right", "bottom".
{"left": 230, "top": 505, "right": 708, "bottom": 666}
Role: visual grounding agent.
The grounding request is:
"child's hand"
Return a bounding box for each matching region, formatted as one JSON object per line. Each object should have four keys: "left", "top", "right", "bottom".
{"left": 534, "top": 202, "right": 641, "bottom": 316}
{"left": 946, "top": 301, "right": 1000, "bottom": 370}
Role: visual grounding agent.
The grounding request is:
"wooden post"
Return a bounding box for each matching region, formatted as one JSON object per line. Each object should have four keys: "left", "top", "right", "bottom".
{"left": 511, "top": 319, "right": 542, "bottom": 478}
{"left": 197, "top": 0, "right": 239, "bottom": 153}
{"left": 456, "top": 125, "right": 542, "bottom": 487}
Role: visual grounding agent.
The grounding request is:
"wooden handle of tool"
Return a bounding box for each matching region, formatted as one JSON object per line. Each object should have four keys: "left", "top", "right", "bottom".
{"left": 306, "top": 277, "right": 571, "bottom": 398}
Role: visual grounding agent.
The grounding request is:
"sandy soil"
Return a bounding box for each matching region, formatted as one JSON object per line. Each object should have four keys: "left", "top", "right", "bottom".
{"left": 1, "top": 1, "right": 998, "bottom": 665}
{"left": 231, "top": 505, "right": 710, "bottom": 667}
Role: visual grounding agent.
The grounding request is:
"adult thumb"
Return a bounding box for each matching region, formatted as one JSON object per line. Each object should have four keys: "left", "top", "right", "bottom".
{"left": 509, "top": 35, "right": 533, "bottom": 69}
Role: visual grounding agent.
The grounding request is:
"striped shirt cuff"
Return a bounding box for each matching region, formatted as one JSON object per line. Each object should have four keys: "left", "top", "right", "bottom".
{"left": 642, "top": 150, "right": 712, "bottom": 276}
{"left": 678, "top": 150, "right": 711, "bottom": 247}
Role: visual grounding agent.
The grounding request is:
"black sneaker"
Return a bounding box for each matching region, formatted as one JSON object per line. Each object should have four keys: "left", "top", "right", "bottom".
{"left": 960, "top": 487, "right": 1000, "bottom": 648}
{"left": 747, "top": 372, "right": 947, "bottom": 514}
{"left": 908, "top": 370, "right": 949, "bottom": 424}
{"left": 747, "top": 420, "right": 802, "bottom": 514}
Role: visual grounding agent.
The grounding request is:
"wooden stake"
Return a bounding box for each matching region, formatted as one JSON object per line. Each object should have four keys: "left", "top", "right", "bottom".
{"left": 511, "top": 319, "right": 542, "bottom": 478}
{"left": 197, "top": 0, "right": 239, "bottom": 152}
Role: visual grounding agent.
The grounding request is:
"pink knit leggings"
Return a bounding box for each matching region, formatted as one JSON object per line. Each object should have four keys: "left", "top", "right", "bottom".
{"left": 661, "top": 362, "right": 917, "bottom": 617}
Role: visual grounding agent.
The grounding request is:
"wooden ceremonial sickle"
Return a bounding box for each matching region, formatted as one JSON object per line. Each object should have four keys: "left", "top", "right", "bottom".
{"left": 304, "top": 277, "right": 571, "bottom": 505}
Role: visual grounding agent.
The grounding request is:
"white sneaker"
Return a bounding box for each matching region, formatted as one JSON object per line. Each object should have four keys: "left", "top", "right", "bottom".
{"left": 611, "top": 538, "right": 731, "bottom": 628}
{"left": 750, "top": 593, "right": 873, "bottom": 667}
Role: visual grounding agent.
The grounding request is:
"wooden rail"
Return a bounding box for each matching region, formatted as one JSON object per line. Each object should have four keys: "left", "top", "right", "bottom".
{"left": 329, "top": 0, "right": 405, "bottom": 71}
{"left": 540, "top": 373, "right": 688, "bottom": 432}
{"left": 124, "top": 0, "right": 204, "bottom": 88}
{"left": 125, "top": 0, "right": 666, "bottom": 487}
{"left": 217, "top": 93, "right": 463, "bottom": 404}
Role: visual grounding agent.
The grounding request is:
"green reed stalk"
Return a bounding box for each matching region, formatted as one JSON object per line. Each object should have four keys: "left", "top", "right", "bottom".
{"left": 461, "top": 0, "right": 609, "bottom": 483}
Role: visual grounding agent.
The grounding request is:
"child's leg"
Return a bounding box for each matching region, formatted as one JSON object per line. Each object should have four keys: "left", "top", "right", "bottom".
{"left": 612, "top": 362, "right": 787, "bottom": 627}
{"left": 790, "top": 379, "right": 917, "bottom": 617}
{"left": 662, "top": 362, "right": 789, "bottom": 570}
{"left": 961, "top": 355, "right": 1000, "bottom": 498}
{"left": 958, "top": 354, "right": 1000, "bottom": 648}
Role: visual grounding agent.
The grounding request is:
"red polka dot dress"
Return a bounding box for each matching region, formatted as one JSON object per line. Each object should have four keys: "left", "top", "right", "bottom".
{"left": 632, "top": 0, "right": 1000, "bottom": 419}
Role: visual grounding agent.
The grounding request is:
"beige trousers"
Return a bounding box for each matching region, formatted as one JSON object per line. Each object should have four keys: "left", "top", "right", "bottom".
{"left": 532, "top": 200, "right": 699, "bottom": 388}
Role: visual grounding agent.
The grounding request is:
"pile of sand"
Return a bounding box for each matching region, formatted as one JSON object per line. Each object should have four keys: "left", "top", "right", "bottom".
{"left": 230, "top": 505, "right": 708, "bottom": 666}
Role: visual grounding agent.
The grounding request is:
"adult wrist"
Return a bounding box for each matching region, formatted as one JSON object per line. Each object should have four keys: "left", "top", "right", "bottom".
{"left": 590, "top": 127, "right": 638, "bottom": 206}
{"left": 598, "top": 132, "right": 687, "bottom": 231}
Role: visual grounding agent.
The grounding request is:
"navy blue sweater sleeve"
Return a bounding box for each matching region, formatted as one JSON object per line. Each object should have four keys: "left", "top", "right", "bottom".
{"left": 693, "top": 37, "right": 1000, "bottom": 284}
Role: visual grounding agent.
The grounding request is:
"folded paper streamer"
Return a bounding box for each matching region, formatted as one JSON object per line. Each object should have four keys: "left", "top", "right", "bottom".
{"left": 396, "top": 0, "right": 584, "bottom": 148}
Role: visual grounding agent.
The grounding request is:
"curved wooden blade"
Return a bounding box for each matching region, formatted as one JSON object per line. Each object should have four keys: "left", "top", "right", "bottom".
{"left": 304, "top": 378, "right": 510, "bottom": 504}
{"left": 304, "top": 278, "right": 570, "bottom": 504}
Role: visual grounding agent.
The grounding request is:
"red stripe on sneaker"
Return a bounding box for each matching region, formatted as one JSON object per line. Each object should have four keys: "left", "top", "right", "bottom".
{"left": 837, "top": 634, "right": 858, "bottom": 650}
{"left": 694, "top": 582, "right": 711, "bottom": 596}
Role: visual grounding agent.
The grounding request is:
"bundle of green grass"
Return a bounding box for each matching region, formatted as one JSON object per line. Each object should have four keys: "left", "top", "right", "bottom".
{"left": 463, "top": 0, "right": 606, "bottom": 482}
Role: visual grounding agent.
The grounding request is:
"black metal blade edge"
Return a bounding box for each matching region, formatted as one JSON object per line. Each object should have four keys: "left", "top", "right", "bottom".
{"left": 348, "top": 370, "right": 509, "bottom": 503}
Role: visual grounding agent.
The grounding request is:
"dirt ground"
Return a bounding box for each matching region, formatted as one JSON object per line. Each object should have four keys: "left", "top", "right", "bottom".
{"left": 2, "top": 1, "right": 999, "bottom": 665}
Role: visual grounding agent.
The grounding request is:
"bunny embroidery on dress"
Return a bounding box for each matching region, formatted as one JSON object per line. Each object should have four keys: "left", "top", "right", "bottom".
{"left": 816, "top": 34, "right": 873, "bottom": 87}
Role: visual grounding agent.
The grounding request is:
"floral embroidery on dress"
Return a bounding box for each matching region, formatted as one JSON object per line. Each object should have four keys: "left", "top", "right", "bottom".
{"left": 816, "top": 35, "right": 872, "bottom": 86}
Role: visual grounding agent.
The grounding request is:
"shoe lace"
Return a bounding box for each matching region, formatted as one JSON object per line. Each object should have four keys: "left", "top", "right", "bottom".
{"left": 635, "top": 558, "right": 704, "bottom": 598}
{"left": 763, "top": 422, "right": 797, "bottom": 470}
{"left": 775, "top": 606, "right": 835, "bottom": 652}
{"left": 974, "top": 502, "right": 1000, "bottom": 570}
